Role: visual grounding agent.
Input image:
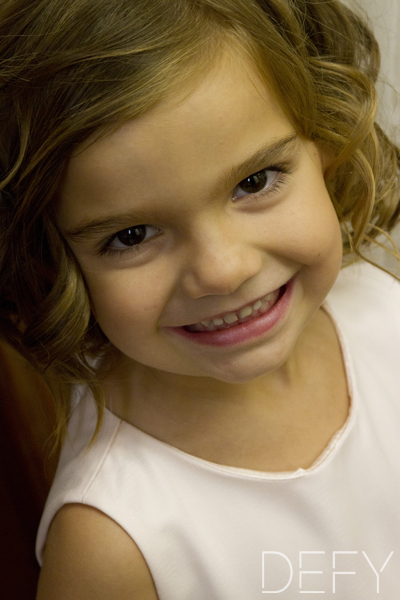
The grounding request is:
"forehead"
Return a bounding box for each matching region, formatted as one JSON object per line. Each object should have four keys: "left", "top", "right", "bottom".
{"left": 57, "top": 50, "right": 293, "bottom": 227}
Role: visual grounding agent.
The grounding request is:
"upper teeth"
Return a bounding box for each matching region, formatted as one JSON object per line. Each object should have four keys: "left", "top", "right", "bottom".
{"left": 190, "top": 291, "right": 277, "bottom": 332}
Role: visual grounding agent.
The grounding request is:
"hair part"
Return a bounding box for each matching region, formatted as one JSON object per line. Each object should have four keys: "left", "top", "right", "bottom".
{"left": 1, "top": 0, "right": 399, "bottom": 442}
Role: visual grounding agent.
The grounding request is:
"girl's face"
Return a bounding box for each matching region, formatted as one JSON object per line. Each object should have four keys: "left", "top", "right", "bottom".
{"left": 57, "top": 52, "right": 343, "bottom": 385}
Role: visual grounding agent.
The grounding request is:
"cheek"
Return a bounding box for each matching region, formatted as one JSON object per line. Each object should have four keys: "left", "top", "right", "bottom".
{"left": 278, "top": 146, "right": 343, "bottom": 266}
{"left": 84, "top": 269, "right": 166, "bottom": 342}
{"left": 303, "top": 207, "right": 342, "bottom": 263}
{"left": 279, "top": 187, "right": 342, "bottom": 266}
{"left": 294, "top": 195, "right": 343, "bottom": 297}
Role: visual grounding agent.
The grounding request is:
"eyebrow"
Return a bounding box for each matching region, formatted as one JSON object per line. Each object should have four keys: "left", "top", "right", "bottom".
{"left": 63, "top": 132, "right": 300, "bottom": 243}
{"left": 219, "top": 132, "right": 299, "bottom": 194}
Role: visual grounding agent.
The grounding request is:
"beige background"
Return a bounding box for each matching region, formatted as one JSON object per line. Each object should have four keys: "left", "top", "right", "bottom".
{"left": 344, "top": 0, "right": 400, "bottom": 266}
{"left": 345, "top": 0, "right": 400, "bottom": 142}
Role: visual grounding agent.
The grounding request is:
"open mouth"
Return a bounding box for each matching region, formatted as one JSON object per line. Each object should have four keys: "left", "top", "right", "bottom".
{"left": 184, "top": 285, "right": 286, "bottom": 333}
{"left": 168, "top": 278, "right": 295, "bottom": 348}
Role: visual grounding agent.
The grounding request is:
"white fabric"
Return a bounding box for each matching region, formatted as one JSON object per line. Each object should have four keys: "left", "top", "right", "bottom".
{"left": 36, "top": 261, "right": 400, "bottom": 599}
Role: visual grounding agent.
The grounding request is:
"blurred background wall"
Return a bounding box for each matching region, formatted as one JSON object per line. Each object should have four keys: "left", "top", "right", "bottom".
{"left": 344, "top": 0, "right": 400, "bottom": 267}
{"left": 346, "top": 0, "right": 400, "bottom": 142}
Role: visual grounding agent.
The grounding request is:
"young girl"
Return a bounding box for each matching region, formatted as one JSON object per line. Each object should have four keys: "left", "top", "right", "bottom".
{"left": 1, "top": 0, "right": 399, "bottom": 598}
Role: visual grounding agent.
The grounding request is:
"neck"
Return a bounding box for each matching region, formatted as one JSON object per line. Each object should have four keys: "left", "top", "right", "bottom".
{"left": 104, "top": 309, "right": 333, "bottom": 439}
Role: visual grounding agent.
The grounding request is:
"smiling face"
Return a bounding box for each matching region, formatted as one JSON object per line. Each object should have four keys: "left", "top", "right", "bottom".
{"left": 56, "top": 50, "right": 343, "bottom": 387}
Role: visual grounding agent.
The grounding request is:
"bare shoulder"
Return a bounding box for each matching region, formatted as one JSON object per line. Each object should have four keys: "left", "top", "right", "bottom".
{"left": 36, "top": 503, "right": 159, "bottom": 600}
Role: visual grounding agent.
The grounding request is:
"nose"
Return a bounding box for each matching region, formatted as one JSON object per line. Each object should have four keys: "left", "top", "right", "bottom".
{"left": 180, "top": 218, "right": 262, "bottom": 299}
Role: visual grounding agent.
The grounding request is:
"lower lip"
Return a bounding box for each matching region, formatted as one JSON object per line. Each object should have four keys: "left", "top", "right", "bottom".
{"left": 167, "top": 277, "right": 295, "bottom": 347}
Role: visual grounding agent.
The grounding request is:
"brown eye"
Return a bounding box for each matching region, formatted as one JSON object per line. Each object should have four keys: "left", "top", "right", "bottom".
{"left": 115, "top": 226, "right": 147, "bottom": 246}
{"left": 233, "top": 168, "right": 281, "bottom": 200}
{"left": 108, "top": 225, "right": 160, "bottom": 251}
{"left": 239, "top": 170, "right": 268, "bottom": 194}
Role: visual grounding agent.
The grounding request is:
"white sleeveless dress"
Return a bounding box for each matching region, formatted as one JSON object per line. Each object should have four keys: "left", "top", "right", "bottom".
{"left": 36, "top": 261, "right": 400, "bottom": 599}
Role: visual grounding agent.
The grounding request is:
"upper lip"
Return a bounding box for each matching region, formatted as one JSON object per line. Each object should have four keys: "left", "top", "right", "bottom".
{"left": 181, "top": 280, "right": 289, "bottom": 327}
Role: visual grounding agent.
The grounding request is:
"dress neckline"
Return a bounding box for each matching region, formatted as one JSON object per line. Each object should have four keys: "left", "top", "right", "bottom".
{"left": 102, "top": 299, "right": 357, "bottom": 481}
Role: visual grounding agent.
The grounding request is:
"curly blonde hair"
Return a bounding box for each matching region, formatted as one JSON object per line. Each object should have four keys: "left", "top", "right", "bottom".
{"left": 0, "top": 0, "right": 399, "bottom": 440}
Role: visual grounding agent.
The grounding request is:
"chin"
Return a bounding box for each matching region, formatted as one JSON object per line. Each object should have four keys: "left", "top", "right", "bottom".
{"left": 203, "top": 347, "right": 292, "bottom": 385}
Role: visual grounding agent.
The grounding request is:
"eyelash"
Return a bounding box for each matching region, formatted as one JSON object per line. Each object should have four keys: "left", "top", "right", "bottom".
{"left": 98, "top": 163, "right": 292, "bottom": 258}
{"left": 232, "top": 164, "right": 291, "bottom": 203}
